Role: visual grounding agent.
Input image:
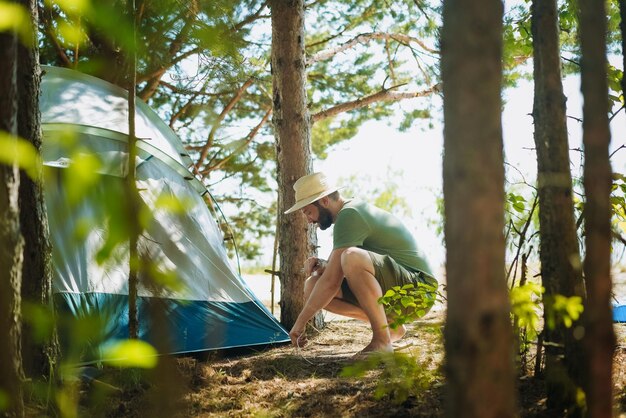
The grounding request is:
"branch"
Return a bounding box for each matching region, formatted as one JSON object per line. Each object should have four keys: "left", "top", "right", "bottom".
{"left": 194, "top": 77, "right": 255, "bottom": 174}
{"left": 610, "top": 104, "right": 625, "bottom": 123}
{"left": 610, "top": 144, "right": 626, "bottom": 159}
{"left": 138, "top": 48, "right": 201, "bottom": 100}
{"left": 137, "top": 2, "right": 200, "bottom": 99}
{"left": 561, "top": 55, "right": 580, "bottom": 67}
{"left": 169, "top": 89, "right": 203, "bottom": 127}
{"left": 504, "top": 161, "right": 537, "bottom": 191}
{"left": 159, "top": 79, "right": 234, "bottom": 98}
{"left": 39, "top": 6, "right": 72, "bottom": 66}
{"left": 384, "top": 38, "right": 396, "bottom": 85}
{"left": 412, "top": 0, "right": 434, "bottom": 22}
{"left": 311, "top": 83, "right": 441, "bottom": 123}
{"left": 206, "top": 154, "right": 260, "bottom": 186}
{"left": 136, "top": 46, "right": 198, "bottom": 84}
{"left": 612, "top": 229, "right": 626, "bottom": 246}
{"left": 207, "top": 106, "right": 273, "bottom": 173}
{"left": 506, "top": 194, "right": 539, "bottom": 284}
{"left": 567, "top": 114, "right": 583, "bottom": 123}
{"left": 234, "top": 1, "right": 269, "bottom": 31}
{"left": 308, "top": 32, "right": 438, "bottom": 65}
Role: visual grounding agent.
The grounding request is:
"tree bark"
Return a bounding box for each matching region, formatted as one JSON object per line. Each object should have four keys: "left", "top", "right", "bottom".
{"left": 0, "top": 19, "right": 26, "bottom": 418}
{"left": 531, "top": 1, "right": 586, "bottom": 414}
{"left": 441, "top": 0, "right": 516, "bottom": 417}
{"left": 579, "top": 1, "right": 616, "bottom": 416}
{"left": 619, "top": 0, "right": 626, "bottom": 116}
{"left": 270, "top": 0, "right": 320, "bottom": 329}
{"left": 17, "top": 0, "right": 59, "bottom": 384}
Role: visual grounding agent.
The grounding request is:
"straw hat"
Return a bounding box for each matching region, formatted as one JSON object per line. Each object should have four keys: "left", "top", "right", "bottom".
{"left": 284, "top": 172, "right": 340, "bottom": 214}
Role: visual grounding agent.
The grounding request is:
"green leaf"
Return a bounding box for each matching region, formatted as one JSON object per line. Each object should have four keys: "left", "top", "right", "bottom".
{"left": 383, "top": 289, "right": 396, "bottom": 298}
{"left": 0, "top": 2, "right": 33, "bottom": 46}
{"left": 512, "top": 201, "right": 525, "bottom": 212}
{"left": 400, "top": 296, "right": 414, "bottom": 308}
{"left": 101, "top": 339, "right": 158, "bottom": 369}
{"left": 0, "top": 132, "right": 40, "bottom": 179}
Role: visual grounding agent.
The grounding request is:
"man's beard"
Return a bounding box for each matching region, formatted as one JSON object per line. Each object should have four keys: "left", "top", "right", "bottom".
{"left": 317, "top": 205, "right": 333, "bottom": 230}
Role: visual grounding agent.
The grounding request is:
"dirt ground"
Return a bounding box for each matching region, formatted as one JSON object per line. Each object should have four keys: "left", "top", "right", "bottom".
{"left": 77, "top": 309, "right": 626, "bottom": 418}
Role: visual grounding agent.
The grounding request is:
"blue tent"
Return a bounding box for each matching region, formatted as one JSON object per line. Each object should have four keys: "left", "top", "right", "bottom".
{"left": 615, "top": 304, "right": 626, "bottom": 323}
{"left": 40, "top": 66, "right": 288, "bottom": 361}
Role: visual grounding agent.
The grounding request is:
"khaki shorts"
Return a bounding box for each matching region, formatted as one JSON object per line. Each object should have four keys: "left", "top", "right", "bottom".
{"left": 340, "top": 251, "right": 437, "bottom": 307}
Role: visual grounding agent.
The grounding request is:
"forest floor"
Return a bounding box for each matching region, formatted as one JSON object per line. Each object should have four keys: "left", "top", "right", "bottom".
{"left": 70, "top": 308, "right": 626, "bottom": 418}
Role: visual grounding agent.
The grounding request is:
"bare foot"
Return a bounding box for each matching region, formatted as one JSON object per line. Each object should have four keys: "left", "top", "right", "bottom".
{"left": 389, "top": 325, "right": 406, "bottom": 343}
{"left": 359, "top": 340, "right": 394, "bottom": 354}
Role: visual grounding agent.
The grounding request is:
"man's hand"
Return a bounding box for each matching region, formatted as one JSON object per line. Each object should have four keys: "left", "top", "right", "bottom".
{"left": 289, "top": 323, "right": 308, "bottom": 348}
{"left": 304, "top": 257, "right": 326, "bottom": 277}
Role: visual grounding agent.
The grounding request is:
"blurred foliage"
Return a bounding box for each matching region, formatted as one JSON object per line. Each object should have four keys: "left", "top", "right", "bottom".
{"left": 611, "top": 172, "right": 626, "bottom": 238}
{"left": 544, "top": 294, "right": 584, "bottom": 329}
{"left": 101, "top": 340, "right": 158, "bottom": 368}
{"left": 0, "top": 132, "right": 40, "bottom": 179}
{"left": 607, "top": 64, "right": 625, "bottom": 112}
{"left": 341, "top": 351, "right": 439, "bottom": 404}
{"left": 0, "top": 1, "right": 33, "bottom": 45}
{"left": 510, "top": 282, "right": 543, "bottom": 342}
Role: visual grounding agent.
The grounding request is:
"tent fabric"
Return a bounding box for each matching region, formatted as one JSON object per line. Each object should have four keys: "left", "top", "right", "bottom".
{"left": 41, "top": 66, "right": 191, "bottom": 168}
{"left": 40, "top": 66, "right": 289, "bottom": 361}
{"left": 615, "top": 305, "right": 626, "bottom": 323}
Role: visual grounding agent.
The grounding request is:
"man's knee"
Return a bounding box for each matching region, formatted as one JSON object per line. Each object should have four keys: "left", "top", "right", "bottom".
{"left": 341, "top": 247, "right": 373, "bottom": 278}
{"left": 304, "top": 275, "right": 343, "bottom": 302}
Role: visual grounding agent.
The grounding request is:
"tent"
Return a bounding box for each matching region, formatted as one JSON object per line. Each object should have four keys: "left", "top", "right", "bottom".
{"left": 40, "top": 66, "right": 289, "bottom": 360}
{"left": 615, "top": 304, "right": 626, "bottom": 323}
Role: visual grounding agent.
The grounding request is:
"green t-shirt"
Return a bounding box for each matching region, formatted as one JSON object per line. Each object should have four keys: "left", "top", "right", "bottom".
{"left": 333, "top": 200, "right": 434, "bottom": 277}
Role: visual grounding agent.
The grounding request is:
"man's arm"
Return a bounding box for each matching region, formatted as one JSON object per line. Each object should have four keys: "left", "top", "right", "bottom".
{"left": 289, "top": 248, "right": 346, "bottom": 346}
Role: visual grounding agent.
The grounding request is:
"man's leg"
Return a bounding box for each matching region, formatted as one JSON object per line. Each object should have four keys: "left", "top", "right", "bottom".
{"left": 340, "top": 247, "right": 393, "bottom": 353}
{"left": 303, "top": 267, "right": 406, "bottom": 344}
{"left": 303, "top": 275, "right": 369, "bottom": 321}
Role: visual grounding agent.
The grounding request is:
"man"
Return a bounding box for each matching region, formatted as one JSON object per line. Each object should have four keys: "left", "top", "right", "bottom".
{"left": 285, "top": 172, "right": 436, "bottom": 354}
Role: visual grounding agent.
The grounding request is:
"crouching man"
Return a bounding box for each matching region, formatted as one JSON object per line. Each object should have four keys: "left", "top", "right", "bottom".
{"left": 284, "top": 172, "right": 437, "bottom": 354}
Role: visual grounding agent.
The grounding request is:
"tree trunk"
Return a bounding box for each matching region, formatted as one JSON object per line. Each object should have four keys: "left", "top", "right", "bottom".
{"left": 531, "top": 1, "right": 586, "bottom": 413}
{"left": 619, "top": 0, "right": 626, "bottom": 116}
{"left": 441, "top": 1, "right": 516, "bottom": 417}
{"left": 0, "top": 20, "right": 26, "bottom": 418}
{"left": 17, "top": 0, "right": 59, "bottom": 384}
{"left": 270, "top": 0, "right": 319, "bottom": 329}
{"left": 579, "top": 1, "right": 616, "bottom": 416}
